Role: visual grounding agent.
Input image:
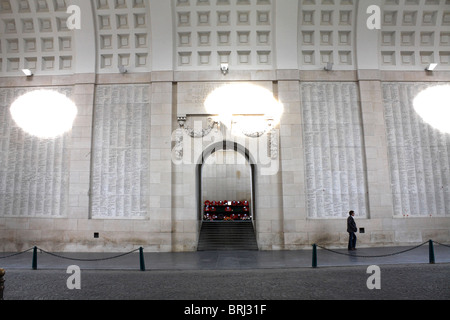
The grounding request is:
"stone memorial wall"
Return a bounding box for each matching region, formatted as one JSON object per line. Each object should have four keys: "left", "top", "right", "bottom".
{"left": 0, "top": 87, "right": 72, "bottom": 217}
{"left": 90, "top": 84, "right": 151, "bottom": 218}
{"left": 383, "top": 82, "right": 450, "bottom": 217}
{"left": 1, "top": 0, "right": 449, "bottom": 251}
{"left": 301, "top": 82, "right": 368, "bottom": 218}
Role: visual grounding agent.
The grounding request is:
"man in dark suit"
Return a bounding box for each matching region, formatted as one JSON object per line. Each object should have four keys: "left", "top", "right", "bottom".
{"left": 347, "top": 210, "right": 357, "bottom": 250}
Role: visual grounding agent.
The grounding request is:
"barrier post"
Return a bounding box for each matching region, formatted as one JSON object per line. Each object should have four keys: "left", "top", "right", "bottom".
{"left": 0, "top": 268, "right": 5, "bottom": 300}
{"left": 312, "top": 244, "right": 317, "bottom": 268}
{"left": 428, "top": 240, "right": 435, "bottom": 264}
{"left": 139, "top": 247, "right": 146, "bottom": 271}
{"left": 32, "top": 246, "right": 37, "bottom": 270}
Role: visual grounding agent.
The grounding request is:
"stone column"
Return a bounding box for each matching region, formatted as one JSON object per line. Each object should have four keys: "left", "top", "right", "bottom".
{"left": 274, "top": 0, "right": 299, "bottom": 70}
{"left": 358, "top": 77, "right": 394, "bottom": 217}
{"left": 278, "top": 80, "right": 306, "bottom": 250}
{"left": 72, "top": 1, "right": 96, "bottom": 74}
{"left": 149, "top": 80, "right": 173, "bottom": 251}
{"left": 355, "top": 0, "right": 394, "bottom": 244}
{"left": 69, "top": 81, "right": 95, "bottom": 221}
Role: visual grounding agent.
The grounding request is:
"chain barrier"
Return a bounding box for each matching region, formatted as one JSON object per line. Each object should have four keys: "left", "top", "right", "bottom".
{"left": 0, "top": 246, "right": 146, "bottom": 271}
{"left": 0, "top": 241, "right": 448, "bottom": 270}
{"left": 434, "top": 241, "right": 450, "bottom": 249}
{"left": 0, "top": 246, "right": 146, "bottom": 299}
{"left": 0, "top": 247, "right": 140, "bottom": 262}
{"left": 0, "top": 247, "right": 34, "bottom": 259}
{"left": 316, "top": 241, "right": 429, "bottom": 258}
{"left": 35, "top": 247, "right": 141, "bottom": 262}
{"left": 311, "top": 239, "right": 450, "bottom": 267}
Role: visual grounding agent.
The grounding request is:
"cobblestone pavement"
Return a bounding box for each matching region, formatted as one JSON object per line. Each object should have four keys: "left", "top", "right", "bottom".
{"left": 2, "top": 263, "right": 449, "bottom": 301}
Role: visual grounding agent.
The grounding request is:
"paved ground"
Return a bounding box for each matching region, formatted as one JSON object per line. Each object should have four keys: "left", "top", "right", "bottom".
{"left": 1, "top": 243, "right": 449, "bottom": 306}
{"left": 2, "top": 264, "right": 449, "bottom": 301}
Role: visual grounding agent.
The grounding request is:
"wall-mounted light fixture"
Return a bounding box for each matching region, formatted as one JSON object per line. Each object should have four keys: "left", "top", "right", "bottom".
{"left": 220, "top": 63, "right": 229, "bottom": 75}
{"left": 425, "top": 63, "right": 438, "bottom": 71}
{"left": 177, "top": 116, "right": 187, "bottom": 127}
{"left": 118, "top": 64, "right": 128, "bottom": 74}
{"left": 324, "top": 62, "right": 333, "bottom": 71}
{"left": 22, "top": 69, "right": 33, "bottom": 77}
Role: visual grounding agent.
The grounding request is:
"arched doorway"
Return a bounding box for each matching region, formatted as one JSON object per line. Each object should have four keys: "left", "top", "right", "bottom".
{"left": 196, "top": 141, "right": 258, "bottom": 250}
{"left": 196, "top": 141, "right": 256, "bottom": 220}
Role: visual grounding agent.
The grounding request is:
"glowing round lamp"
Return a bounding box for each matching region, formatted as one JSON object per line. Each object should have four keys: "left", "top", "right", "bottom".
{"left": 10, "top": 90, "right": 78, "bottom": 139}
{"left": 204, "top": 83, "right": 283, "bottom": 126}
{"left": 413, "top": 85, "right": 450, "bottom": 134}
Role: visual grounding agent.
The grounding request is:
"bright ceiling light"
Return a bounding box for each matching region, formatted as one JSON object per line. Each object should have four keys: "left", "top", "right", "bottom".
{"left": 232, "top": 116, "right": 271, "bottom": 137}
{"left": 204, "top": 83, "right": 284, "bottom": 127}
{"left": 425, "top": 63, "right": 438, "bottom": 71}
{"left": 413, "top": 85, "right": 450, "bottom": 134}
{"left": 22, "top": 69, "right": 33, "bottom": 77}
{"left": 10, "top": 90, "right": 78, "bottom": 139}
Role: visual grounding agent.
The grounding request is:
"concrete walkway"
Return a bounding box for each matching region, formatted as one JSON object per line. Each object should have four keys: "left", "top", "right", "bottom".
{"left": 1, "top": 241, "right": 449, "bottom": 271}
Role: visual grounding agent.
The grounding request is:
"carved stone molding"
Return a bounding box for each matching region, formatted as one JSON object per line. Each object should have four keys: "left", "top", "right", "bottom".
{"left": 178, "top": 116, "right": 217, "bottom": 138}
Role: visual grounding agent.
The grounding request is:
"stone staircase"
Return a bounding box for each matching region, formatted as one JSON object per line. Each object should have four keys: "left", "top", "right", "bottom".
{"left": 197, "top": 221, "right": 258, "bottom": 251}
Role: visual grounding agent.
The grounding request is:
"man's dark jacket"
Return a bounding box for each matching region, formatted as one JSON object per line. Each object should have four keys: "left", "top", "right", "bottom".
{"left": 347, "top": 215, "right": 357, "bottom": 233}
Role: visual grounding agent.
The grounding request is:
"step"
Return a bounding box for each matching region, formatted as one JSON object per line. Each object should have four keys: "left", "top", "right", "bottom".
{"left": 197, "top": 221, "right": 258, "bottom": 251}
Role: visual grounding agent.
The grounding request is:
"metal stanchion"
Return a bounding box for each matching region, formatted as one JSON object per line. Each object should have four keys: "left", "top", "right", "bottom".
{"left": 139, "top": 247, "right": 146, "bottom": 271}
{"left": 429, "top": 240, "right": 435, "bottom": 264}
{"left": 0, "top": 268, "right": 5, "bottom": 300}
{"left": 32, "top": 246, "right": 37, "bottom": 270}
{"left": 312, "top": 244, "right": 317, "bottom": 268}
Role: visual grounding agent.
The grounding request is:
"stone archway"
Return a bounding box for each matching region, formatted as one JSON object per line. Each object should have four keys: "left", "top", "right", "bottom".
{"left": 196, "top": 141, "right": 256, "bottom": 221}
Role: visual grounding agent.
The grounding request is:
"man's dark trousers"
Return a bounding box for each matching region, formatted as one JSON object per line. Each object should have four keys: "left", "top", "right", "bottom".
{"left": 348, "top": 232, "right": 357, "bottom": 250}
